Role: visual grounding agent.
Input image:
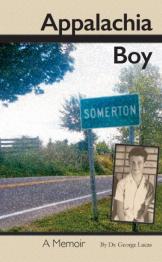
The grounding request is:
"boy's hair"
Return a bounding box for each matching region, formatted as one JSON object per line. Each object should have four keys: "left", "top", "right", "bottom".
{"left": 128, "top": 147, "right": 148, "bottom": 162}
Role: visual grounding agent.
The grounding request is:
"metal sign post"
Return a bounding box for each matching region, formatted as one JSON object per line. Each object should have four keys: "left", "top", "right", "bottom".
{"left": 129, "top": 126, "right": 134, "bottom": 144}
{"left": 129, "top": 126, "right": 139, "bottom": 233}
{"left": 87, "top": 129, "right": 98, "bottom": 221}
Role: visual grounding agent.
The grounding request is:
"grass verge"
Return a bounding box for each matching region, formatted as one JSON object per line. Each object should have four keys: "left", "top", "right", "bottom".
{"left": 3, "top": 184, "right": 162, "bottom": 233}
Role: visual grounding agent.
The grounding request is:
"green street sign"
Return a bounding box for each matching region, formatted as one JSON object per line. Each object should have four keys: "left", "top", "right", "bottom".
{"left": 80, "top": 94, "right": 140, "bottom": 129}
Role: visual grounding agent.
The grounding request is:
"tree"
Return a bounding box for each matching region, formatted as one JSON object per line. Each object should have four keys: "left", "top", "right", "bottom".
{"left": 114, "top": 64, "right": 162, "bottom": 145}
{"left": 0, "top": 43, "right": 74, "bottom": 103}
{"left": 60, "top": 95, "right": 97, "bottom": 149}
{"left": 60, "top": 95, "right": 81, "bottom": 132}
{"left": 96, "top": 141, "right": 111, "bottom": 155}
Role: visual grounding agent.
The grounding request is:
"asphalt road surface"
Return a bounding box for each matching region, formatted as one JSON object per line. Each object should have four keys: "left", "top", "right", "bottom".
{"left": 0, "top": 176, "right": 112, "bottom": 229}
{"left": 0, "top": 175, "right": 162, "bottom": 230}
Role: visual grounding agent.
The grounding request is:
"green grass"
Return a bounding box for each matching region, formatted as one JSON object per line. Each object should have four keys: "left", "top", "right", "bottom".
{"left": 3, "top": 184, "right": 162, "bottom": 233}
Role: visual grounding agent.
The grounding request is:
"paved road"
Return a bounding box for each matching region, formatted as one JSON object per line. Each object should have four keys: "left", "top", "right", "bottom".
{"left": 0, "top": 176, "right": 112, "bottom": 229}
{"left": 0, "top": 175, "right": 162, "bottom": 229}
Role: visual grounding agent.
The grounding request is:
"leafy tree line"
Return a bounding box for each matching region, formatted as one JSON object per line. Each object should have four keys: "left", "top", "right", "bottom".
{"left": 114, "top": 64, "right": 162, "bottom": 147}
{"left": 0, "top": 43, "right": 74, "bottom": 103}
{"left": 59, "top": 63, "right": 162, "bottom": 149}
{"left": 0, "top": 138, "right": 112, "bottom": 178}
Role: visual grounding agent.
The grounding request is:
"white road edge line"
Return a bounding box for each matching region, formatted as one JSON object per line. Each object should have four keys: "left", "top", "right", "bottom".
{"left": 0, "top": 189, "right": 112, "bottom": 220}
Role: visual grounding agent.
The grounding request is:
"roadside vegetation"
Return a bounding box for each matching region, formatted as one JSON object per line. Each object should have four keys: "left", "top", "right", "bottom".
{"left": 0, "top": 139, "right": 113, "bottom": 178}
{"left": 4, "top": 184, "right": 162, "bottom": 233}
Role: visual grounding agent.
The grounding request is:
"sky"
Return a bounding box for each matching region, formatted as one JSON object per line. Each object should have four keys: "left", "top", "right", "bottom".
{"left": 1, "top": 43, "right": 162, "bottom": 145}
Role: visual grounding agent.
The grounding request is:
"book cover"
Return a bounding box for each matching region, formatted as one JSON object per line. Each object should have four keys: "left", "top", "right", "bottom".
{"left": 0, "top": 1, "right": 162, "bottom": 261}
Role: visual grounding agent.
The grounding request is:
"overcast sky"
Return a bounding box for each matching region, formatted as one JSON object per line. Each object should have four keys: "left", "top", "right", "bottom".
{"left": 1, "top": 43, "right": 162, "bottom": 145}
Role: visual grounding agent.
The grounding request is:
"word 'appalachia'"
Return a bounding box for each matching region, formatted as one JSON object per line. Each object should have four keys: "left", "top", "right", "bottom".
{"left": 41, "top": 13, "right": 152, "bottom": 35}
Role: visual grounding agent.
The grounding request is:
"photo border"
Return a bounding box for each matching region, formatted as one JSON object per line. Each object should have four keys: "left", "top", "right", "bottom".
{"left": 110, "top": 144, "right": 160, "bottom": 226}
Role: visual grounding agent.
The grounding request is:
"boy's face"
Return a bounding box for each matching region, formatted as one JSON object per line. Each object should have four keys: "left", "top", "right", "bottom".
{"left": 129, "top": 155, "right": 145, "bottom": 176}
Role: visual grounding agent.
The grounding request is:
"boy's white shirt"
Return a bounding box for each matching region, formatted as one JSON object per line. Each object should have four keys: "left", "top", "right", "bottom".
{"left": 115, "top": 173, "right": 153, "bottom": 221}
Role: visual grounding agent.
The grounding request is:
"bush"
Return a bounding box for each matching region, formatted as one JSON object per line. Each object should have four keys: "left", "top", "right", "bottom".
{"left": 96, "top": 154, "right": 113, "bottom": 175}
{"left": 44, "top": 141, "right": 90, "bottom": 173}
{"left": 0, "top": 141, "right": 113, "bottom": 178}
{"left": 0, "top": 151, "right": 64, "bottom": 178}
{"left": 94, "top": 159, "right": 105, "bottom": 175}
